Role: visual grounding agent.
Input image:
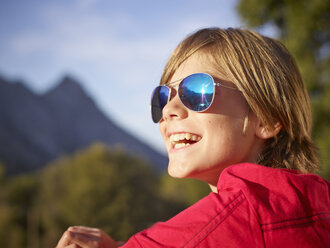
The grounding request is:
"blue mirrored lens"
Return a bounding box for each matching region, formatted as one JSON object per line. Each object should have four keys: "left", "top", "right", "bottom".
{"left": 179, "top": 73, "right": 214, "bottom": 111}
{"left": 151, "top": 86, "right": 169, "bottom": 123}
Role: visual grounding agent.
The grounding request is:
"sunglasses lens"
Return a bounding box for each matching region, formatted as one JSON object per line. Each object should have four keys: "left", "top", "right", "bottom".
{"left": 179, "top": 73, "right": 214, "bottom": 112}
{"left": 151, "top": 86, "right": 170, "bottom": 123}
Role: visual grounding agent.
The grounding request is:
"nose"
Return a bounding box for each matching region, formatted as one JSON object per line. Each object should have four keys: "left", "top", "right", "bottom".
{"left": 161, "top": 89, "right": 188, "bottom": 122}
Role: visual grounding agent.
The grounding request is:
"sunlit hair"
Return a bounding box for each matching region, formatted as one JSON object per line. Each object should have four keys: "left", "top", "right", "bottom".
{"left": 160, "top": 27, "right": 318, "bottom": 173}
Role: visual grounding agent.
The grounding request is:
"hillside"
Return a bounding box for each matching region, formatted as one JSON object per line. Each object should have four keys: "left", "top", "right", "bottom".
{"left": 0, "top": 75, "right": 167, "bottom": 175}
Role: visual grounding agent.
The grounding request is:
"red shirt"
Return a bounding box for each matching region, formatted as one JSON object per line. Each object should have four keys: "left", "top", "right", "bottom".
{"left": 121, "top": 163, "right": 330, "bottom": 247}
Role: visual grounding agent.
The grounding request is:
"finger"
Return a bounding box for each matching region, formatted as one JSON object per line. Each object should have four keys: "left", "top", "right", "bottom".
{"left": 71, "top": 232, "right": 100, "bottom": 242}
{"left": 69, "top": 232, "right": 101, "bottom": 248}
{"left": 56, "top": 231, "right": 72, "bottom": 248}
{"left": 68, "top": 226, "right": 101, "bottom": 234}
{"left": 66, "top": 244, "right": 82, "bottom": 248}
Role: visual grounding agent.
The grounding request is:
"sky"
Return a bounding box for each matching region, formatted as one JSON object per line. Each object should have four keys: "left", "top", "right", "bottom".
{"left": 0, "top": 0, "right": 265, "bottom": 154}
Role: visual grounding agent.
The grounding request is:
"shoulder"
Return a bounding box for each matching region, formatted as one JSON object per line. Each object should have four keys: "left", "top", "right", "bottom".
{"left": 217, "top": 163, "right": 330, "bottom": 220}
{"left": 217, "top": 163, "right": 330, "bottom": 247}
{"left": 125, "top": 181, "right": 262, "bottom": 247}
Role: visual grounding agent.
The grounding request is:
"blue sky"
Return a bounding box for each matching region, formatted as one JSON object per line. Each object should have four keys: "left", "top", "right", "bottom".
{"left": 0, "top": 0, "right": 265, "bottom": 153}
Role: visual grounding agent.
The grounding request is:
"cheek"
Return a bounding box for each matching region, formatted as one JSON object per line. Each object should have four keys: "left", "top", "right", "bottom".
{"left": 211, "top": 91, "right": 248, "bottom": 119}
{"left": 206, "top": 115, "right": 245, "bottom": 136}
{"left": 159, "top": 123, "right": 166, "bottom": 138}
{"left": 204, "top": 116, "right": 247, "bottom": 154}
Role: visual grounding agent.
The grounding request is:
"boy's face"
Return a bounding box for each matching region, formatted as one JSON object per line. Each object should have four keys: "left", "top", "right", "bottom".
{"left": 159, "top": 52, "right": 264, "bottom": 186}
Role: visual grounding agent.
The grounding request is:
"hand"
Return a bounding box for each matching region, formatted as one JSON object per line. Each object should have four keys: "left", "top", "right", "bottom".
{"left": 56, "top": 226, "right": 121, "bottom": 248}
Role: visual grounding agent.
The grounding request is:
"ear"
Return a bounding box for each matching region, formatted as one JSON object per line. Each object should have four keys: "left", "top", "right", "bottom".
{"left": 255, "top": 121, "right": 282, "bottom": 140}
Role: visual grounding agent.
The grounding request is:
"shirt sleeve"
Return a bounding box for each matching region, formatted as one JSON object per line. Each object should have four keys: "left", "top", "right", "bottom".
{"left": 120, "top": 190, "right": 263, "bottom": 248}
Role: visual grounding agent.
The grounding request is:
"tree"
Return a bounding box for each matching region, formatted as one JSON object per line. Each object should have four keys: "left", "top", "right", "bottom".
{"left": 237, "top": 0, "right": 330, "bottom": 179}
{"left": 160, "top": 174, "right": 210, "bottom": 206}
{"left": 0, "top": 172, "right": 38, "bottom": 248}
{"left": 36, "top": 143, "right": 165, "bottom": 246}
{"left": 0, "top": 162, "right": 4, "bottom": 183}
{"left": 0, "top": 143, "right": 211, "bottom": 247}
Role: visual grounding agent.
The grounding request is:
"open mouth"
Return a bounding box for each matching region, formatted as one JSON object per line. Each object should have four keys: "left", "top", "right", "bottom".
{"left": 169, "top": 133, "right": 202, "bottom": 149}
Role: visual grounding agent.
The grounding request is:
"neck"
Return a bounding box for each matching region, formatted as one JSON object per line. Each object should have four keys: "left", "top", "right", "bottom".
{"left": 209, "top": 184, "right": 218, "bottom": 193}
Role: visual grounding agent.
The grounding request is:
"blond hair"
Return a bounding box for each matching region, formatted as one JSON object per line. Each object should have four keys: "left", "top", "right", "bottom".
{"left": 160, "top": 27, "right": 318, "bottom": 173}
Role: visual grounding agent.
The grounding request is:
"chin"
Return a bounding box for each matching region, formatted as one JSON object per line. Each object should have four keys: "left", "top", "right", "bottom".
{"left": 167, "top": 160, "right": 193, "bottom": 179}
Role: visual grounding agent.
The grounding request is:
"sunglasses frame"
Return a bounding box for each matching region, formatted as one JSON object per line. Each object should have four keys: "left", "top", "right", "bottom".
{"left": 151, "top": 73, "right": 239, "bottom": 123}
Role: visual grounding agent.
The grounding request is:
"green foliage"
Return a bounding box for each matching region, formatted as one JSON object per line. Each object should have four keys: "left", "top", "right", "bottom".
{"left": 160, "top": 174, "right": 210, "bottom": 206}
{"left": 0, "top": 173, "right": 38, "bottom": 248}
{"left": 0, "top": 143, "right": 209, "bottom": 247}
{"left": 237, "top": 0, "right": 330, "bottom": 180}
{"left": 0, "top": 162, "right": 4, "bottom": 182}
{"left": 36, "top": 143, "right": 165, "bottom": 246}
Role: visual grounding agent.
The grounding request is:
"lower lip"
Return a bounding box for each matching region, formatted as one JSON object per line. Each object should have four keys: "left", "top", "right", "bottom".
{"left": 169, "top": 141, "right": 199, "bottom": 153}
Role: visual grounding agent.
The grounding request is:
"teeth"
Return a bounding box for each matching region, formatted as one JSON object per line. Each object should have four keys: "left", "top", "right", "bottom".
{"left": 169, "top": 133, "right": 201, "bottom": 143}
{"left": 180, "top": 133, "right": 185, "bottom": 140}
{"left": 174, "top": 143, "right": 190, "bottom": 149}
{"left": 185, "top": 133, "right": 191, "bottom": 140}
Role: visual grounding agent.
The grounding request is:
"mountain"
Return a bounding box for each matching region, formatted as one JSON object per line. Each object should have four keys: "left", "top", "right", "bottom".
{"left": 0, "top": 75, "right": 168, "bottom": 175}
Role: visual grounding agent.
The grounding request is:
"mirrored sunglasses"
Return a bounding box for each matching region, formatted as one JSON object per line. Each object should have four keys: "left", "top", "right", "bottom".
{"left": 151, "top": 72, "right": 238, "bottom": 123}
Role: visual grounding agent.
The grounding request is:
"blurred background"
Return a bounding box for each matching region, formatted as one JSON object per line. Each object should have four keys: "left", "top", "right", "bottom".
{"left": 0, "top": 0, "right": 329, "bottom": 247}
